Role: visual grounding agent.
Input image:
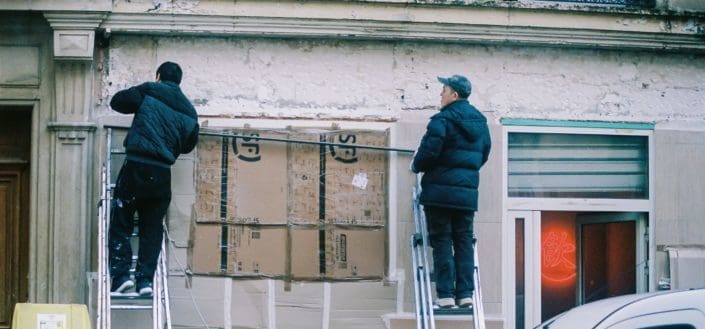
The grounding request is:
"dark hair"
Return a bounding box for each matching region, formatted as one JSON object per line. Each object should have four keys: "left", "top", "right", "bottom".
{"left": 156, "top": 61, "right": 183, "bottom": 84}
{"left": 453, "top": 87, "right": 470, "bottom": 99}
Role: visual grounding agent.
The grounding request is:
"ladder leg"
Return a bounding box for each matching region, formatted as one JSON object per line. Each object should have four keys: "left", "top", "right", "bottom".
{"left": 153, "top": 259, "right": 162, "bottom": 329}
{"left": 420, "top": 227, "right": 435, "bottom": 329}
{"left": 472, "top": 238, "right": 486, "bottom": 329}
{"left": 161, "top": 235, "right": 173, "bottom": 329}
{"left": 98, "top": 163, "right": 112, "bottom": 329}
{"left": 97, "top": 169, "right": 105, "bottom": 329}
{"left": 411, "top": 235, "right": 423, "bottom": 329}
{"left": 150, "top": 230, "right": 172, "bottom": 329}
{"left": 102, "top": 130, "right": 114, "bottom": 329}
{"left": 412, "top": 177, "right": 436, "bottom": 329}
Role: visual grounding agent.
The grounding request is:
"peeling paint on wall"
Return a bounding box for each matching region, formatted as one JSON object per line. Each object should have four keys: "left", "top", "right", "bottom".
{"left": 100, "top": 35, "right": 705, "bottom": 126}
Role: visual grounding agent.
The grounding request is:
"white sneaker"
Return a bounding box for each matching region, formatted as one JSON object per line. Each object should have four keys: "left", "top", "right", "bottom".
{"left": 139, "top": 286, "right": 153, "bottom": 297}
{"left": 434, "top": 297, "right": 456, "bottom": 309}
{"left": 457, "top": 297, "right": 473, "bottom": 308}
{"left": 110, "top": 278, "right": 134, "bottom": 294}
{"left": 137, "top": 280, "right": 153, "bottom": 297}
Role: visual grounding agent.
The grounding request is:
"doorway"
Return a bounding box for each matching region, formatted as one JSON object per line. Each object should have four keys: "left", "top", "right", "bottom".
{"left": 511, "top": 211, "right": 647, "bottom": 329}
{"left": 0, "top": 108, "right": 31, "bottom": 329}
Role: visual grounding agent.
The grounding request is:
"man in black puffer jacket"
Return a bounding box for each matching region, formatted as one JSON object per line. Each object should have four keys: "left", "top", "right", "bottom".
{"left": 108, "top": 61, "right": 199, "bottom": 296}
{"left": 411, "top": 74, "right": 491, "bottom": 309}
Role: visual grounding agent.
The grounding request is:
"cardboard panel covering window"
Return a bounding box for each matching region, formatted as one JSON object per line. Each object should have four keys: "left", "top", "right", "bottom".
{"left": 195, "top": 129, "right": 289, "bottom": 225}
{"left": 189, "top": 127, "right": 388, "bottom": 280}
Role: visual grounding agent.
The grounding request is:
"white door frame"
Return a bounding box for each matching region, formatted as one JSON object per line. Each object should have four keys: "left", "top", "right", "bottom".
{"left": 501, "top": 123, "right": 655, "bottom": 329}
{"left": 504, "top": 210, "right": 542, "bottom": 329}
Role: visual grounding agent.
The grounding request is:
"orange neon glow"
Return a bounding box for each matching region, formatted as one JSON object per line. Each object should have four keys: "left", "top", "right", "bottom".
{"left": 541, "top": 221, "right": 576, "bottom": 285}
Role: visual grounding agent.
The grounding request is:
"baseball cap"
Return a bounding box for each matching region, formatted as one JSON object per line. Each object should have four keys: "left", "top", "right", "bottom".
{"left": 437, "top": 74, "right": 472, "bottom": 98}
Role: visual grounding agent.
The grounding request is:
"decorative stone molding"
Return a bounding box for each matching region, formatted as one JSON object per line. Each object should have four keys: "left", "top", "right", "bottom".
{"left": 52, "top": 30, "right": 96, "bottom": 60}
{"left": 44, "top": 12, "right": 107, "bottom": 60}
{"left": 101, "top": 8, "right": 705, "bottom": 53}
{"left": 47, "top": 122, "right": 97, "bottom": 144}
{"left": 53, "top": 61, "right": 92, "bottom": 121}
{"left": 45, "top": 119, "right": 96, "bottom": 303}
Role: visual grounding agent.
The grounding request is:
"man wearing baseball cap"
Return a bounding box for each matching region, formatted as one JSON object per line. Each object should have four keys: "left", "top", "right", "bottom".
{"left": 411, "top": 74, "right": 492, "bottom": 309}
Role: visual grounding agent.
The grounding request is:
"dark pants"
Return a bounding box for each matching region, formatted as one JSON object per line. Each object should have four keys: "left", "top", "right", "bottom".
{"left": 424, "top": 206, "right": 475, "bottom": 300}
{"left": 109, "top": 160, "right": 171, "bottom": 284}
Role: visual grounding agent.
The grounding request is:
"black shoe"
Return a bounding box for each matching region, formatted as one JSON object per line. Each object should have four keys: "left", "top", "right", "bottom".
{"left": 110, "top": 276, "right": 134, "bottom": 293}
{"left": 137, "top": 280, "right": 153, "bottom": 297}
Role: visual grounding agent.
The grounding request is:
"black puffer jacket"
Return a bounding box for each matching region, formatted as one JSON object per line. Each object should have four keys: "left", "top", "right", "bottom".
{"left": 110, "top": 81, "right": 199, "bottom": 167}
{"left": 411, "top": 99, "right": 491, "bottom": 211}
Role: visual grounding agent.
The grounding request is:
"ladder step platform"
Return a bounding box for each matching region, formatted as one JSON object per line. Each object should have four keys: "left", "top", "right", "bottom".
{"left": 110, "top": 293, "right": 153, "bottom": 310}
{"left": 433, "top": 307, "right": 473, "bottom": 316}
{"left": 110, "top": 293, "right": 153, "bottom": 301}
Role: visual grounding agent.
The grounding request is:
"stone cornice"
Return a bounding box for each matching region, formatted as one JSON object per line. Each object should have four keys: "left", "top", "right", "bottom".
{"left": 44, "top": 12, "right": 107, "bottom": 30}
{"left": 100, "top": 10, "right": 705, "bottom": 53}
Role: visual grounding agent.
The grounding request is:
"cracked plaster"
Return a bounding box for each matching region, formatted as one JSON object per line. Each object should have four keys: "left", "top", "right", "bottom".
{"left": 100, "top": 35, "right": 705, "bottom": 127}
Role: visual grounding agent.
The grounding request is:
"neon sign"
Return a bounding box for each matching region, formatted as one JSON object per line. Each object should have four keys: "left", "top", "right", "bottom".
{"left": 542, "top": 227, "right": 576, "bottom": 284}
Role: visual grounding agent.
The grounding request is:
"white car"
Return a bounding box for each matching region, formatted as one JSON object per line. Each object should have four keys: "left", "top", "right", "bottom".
{"left": 536, "top": 288, "right": 705, "bottom": 329}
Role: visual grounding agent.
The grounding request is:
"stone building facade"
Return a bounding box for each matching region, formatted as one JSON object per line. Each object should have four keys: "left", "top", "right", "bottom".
{"left": 1, "top": 1, "right": 704, "bottom": 328}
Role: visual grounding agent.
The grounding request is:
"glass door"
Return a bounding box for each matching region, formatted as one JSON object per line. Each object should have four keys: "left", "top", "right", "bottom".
{"left": 577, "top": 212, "right": 647, "bottom": 304}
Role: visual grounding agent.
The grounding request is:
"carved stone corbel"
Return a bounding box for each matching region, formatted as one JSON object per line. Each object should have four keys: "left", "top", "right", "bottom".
{"left": 44, "top": 12, "right": 106, "bottom": 61}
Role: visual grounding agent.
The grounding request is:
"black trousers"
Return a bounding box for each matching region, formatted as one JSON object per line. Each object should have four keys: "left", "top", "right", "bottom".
{"left": 109, "top": 160, "right": 171, "bottom": 283}
{"left": 424, "top": 206, "right": 475, "bottom": 300}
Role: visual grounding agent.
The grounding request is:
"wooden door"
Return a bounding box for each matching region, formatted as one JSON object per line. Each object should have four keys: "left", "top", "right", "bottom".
{"left": 0, "top": 108, "right": 30, "bottom": 329}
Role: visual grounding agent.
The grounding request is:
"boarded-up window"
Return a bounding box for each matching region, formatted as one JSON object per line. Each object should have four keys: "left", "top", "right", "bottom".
{"left": 190, "top": 128, "right": 388, "bottom": 280}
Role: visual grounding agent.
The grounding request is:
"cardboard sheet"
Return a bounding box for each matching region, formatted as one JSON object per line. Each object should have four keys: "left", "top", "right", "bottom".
{"left": 190, "top": 128, "right": 389, "bottom": 280}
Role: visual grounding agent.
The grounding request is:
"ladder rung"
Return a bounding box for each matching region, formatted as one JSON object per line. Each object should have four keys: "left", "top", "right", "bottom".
{"left": 434, "top": 307, "right": 474, "bottom": 316}
{"left": 111, "top": 305, "right": 153, "bottom": 310}
{"left": 111, "top": 293, "right": 151, "bottom": 300}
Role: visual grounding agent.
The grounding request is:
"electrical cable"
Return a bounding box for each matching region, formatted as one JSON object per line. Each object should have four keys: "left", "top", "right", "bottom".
{"left": 163, "top": 223, "right": 213, "bottom": 329}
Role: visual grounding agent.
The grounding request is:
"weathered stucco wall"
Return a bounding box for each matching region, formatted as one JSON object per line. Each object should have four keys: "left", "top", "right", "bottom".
{"left": 99, "top": 34, "right": 705, "bottom": 329}
{"left": 100, "top": 35, "right": 705, "bottom": 125}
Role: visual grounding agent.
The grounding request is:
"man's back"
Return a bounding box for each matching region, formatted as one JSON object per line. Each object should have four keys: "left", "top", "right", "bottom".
{"left": 111, "top": 80, "right": 199, "bottom": 167}
{"left": 412, "top": 99, "right": 491, "bottom": 211}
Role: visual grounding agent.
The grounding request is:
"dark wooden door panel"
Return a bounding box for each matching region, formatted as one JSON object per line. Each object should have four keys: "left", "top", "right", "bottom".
{"left": 0, "top": 108, "right": 31, "bottom": 329}
{"left": 0, "top": 172, "right": 19, "bottom": 329}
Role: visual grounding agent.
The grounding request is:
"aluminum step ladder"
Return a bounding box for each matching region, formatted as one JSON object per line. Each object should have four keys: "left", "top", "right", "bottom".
{"left": 411, "top": 174, "right": 486, "bottom": 329}
{"left": 96, "top": 128, "right": 173, "bottom": 329}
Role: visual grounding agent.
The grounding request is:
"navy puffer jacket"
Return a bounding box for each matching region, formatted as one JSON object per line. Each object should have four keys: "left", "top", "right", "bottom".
{"left": 411, "top": 99, "right": 491, "bottom": 211}
{"left": 110, "top": 81, "right": 199, "bottom": 167}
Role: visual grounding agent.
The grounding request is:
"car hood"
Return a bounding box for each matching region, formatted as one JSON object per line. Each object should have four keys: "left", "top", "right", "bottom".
{"left": 537, "top": 288, "right": 705, "bottom": 329}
